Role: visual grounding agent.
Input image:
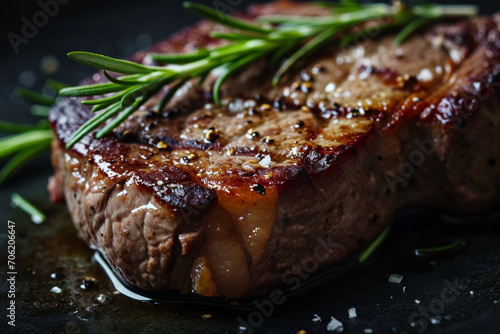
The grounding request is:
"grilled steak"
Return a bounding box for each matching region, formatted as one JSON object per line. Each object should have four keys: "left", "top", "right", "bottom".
{"left": 49, "top": 2, "right": 500, "bottom": 299}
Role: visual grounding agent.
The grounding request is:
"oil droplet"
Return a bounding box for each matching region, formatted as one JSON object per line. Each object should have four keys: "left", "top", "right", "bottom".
{"left": 80, "top": 277, "right": 97, "bottom": 290}
{"left": 18, "top": 70, "right": 36, "bottom": 87}
{"left": 96, "top": 293, "right": 112, "bottom": 305}
{"left": 39, "top": 55, "right": 60, "bottom": 75}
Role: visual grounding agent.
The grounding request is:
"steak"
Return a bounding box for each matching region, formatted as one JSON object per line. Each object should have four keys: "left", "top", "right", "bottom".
{"left": 49, "top": 2, "right": 500, "bottom": 299}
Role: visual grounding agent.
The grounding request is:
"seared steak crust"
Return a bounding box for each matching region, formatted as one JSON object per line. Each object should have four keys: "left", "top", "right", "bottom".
{"left": 50, "top": 2, "right": 500, "bottom": 298}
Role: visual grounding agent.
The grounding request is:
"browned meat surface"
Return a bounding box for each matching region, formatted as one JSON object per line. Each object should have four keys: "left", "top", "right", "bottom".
{"left": 49, "top": 2, "right": 500, "bottom": 298}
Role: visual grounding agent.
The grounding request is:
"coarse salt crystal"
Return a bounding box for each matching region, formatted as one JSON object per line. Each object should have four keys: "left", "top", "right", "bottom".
{"left": 417, "top": 68, "right": 433, "bottom": 82}
{"left": 259, "top": 155, "right": 271, "bottom": 168}
{"left": 388, "top": 274, "right": 403, "bottom": 284}
{"left": 51, "top": 286, "right": 62, "bottom": 294}
{"left": 325, "top": 82, "right": 336, "bottom": 93}
{"left": 326, "top": 316, "right": 343, "bottom": 332}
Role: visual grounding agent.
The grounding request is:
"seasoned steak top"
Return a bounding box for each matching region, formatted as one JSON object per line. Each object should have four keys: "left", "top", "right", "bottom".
{"left": 50, "top": 2, "right": 500, "bottom": 213}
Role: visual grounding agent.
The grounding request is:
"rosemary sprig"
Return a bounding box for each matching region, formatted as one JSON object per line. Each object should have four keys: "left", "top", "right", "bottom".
{"left": 0, "top": 81, "right": 64, "bottom": 184}
{"left": 56, "top": 1, "right": 477, "bottom": 148}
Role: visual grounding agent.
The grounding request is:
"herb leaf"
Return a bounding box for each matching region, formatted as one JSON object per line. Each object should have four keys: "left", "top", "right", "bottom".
{"left": 45, "top": 79, "right": 70, "bottom": 93}
{"left": 394, "top": 17, "right": 431, "bottom": 45}
{"left": 15, "top": 88, "right": 56, "bottom": 106}
{"left": 59, "top": 82, "right": 127, "bottom": 97}
{"left": 358, "top": 225, "right": 391, "bottom": 263}
{"left": 155, "top": 79, "right": 188, "bottom": 113}
{"left": 11, "top": 193, "right": 46, "bottom": 224}
{"left": 183, "top": 2, "right": 272, "bottom": 34}
{"left": 0, "top": 140, "right": 51, "bottom": 185}
{"left": 96, "top": 96, "right": 149, "bottom": 138}
{"left": 0, "top": 130, "right": 53, "bottom": 160}
{"left": 213, "top": 50, "right": 269, "bottom": 105}
{"left": 150, "top": 50, "right": 210, "bottom": 64}
{"left": 273, "top": 25, "right": 338, "bottom": 86}
{"left": 0, "top": 121, "right": 43, "bottom": 134}
{"left": 67, "top": 51, "right": 160, "bottom": 75}
{"left": 65, "top": 103, "right": 122, "bottom": 148}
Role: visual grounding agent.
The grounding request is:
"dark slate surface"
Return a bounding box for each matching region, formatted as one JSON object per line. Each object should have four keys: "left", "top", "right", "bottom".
{"left": 1, "top": 1, "right": 499, "bottom": 333}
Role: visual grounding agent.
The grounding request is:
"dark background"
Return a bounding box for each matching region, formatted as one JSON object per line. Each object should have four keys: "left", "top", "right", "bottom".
{"left": 1, "top": 1, "right": 500, "bottom": 334}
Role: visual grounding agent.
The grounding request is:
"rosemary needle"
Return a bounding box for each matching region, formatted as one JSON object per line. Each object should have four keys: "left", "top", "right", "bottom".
{"left": 14, "top": 87, "right": 56, "bottom": 107}
{"left": 0, "top": 121, "right": 40, "bottom": 134}
{"left": 0, "top": 129, "right": 53, "bottom": 160}
{"left": 45, "top": 79, "right": 71, "bottom": 93}
{"left": 0, "top": 141, "right": 51, "bottom": 185}
{"left": 358, "top": 225, "right": 391, "bottom": 263}
{"left": 11, "top": 193, "right": 46, "bottom": 224}
{"left": 0, "top": 129, "right": 53, "bottom": 185}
